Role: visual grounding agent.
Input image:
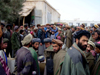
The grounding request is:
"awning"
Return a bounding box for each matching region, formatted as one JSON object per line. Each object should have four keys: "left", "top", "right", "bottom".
{"left": 19, "top": 3, "right": 35, "bottom": 17}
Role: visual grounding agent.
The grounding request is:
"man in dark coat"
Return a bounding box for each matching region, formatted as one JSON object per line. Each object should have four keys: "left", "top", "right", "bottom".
{"left": 61, "top": 30, "right": 90, "bottom": 75}
{"left": 24, "top": 24, "right": 29, "bottom": 37}
{"left": 37, "top": 25, "right": 45, "bottom": 55}
{"left": 11, "top": 26, "right": 20, "bottom": 57}
{"left": 14, "top": 34, "right": 38, "bottom": 75}
{"left": 4, "top": 24, "right": 13, "bottom": 57}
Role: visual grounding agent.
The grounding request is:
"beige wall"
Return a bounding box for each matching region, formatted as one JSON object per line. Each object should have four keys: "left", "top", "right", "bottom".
{"left": 24, "top": 1, "right": 60, "bottom": 24}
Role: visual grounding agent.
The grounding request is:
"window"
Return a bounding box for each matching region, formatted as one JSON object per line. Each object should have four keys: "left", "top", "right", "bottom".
{"left": 58, "top": 17, "right": 60, "bottom": 22}
{"left": 69, "top": 22, "right": 73, "bottom": 26}
{"left": 76, "top": 23, "right": 80, "bottom": 26}
{"left": 90, "top": 23, "right": 94, "bottom": 27}
{"left": 83, "top": 23, "right": 87, "bottom": 26}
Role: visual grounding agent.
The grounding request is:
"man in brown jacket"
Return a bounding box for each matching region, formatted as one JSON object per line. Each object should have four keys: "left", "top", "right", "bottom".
{"left": 65, "top": 25, "right": 72, "bottom": 48}
{"left": 52, "top": 39, "right": 66, "bottom": 75}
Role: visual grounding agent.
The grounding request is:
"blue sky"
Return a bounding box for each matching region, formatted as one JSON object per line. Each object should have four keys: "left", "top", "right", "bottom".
{"left": 46, "top": 0, "right": 100, "bottom": 21}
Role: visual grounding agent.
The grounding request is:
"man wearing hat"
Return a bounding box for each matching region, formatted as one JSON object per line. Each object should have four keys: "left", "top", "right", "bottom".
{"left": 14, "top": 34, "right": 38, "bottom": 75}
{"left": 33, "top": 27, "right": 38, "bottom": 38}
{"left": 61, "top": 30, "right": 90, "bottom": 75}
{"left": 92, "top": 41, "right": 100, "bottom": 75}
{"left": 37, "top": 24, "right": 45, "bottom": 56}
{"left": 55, "top": 27, "right": 63, "bottom": 41}
{"left": 81, "top": 23, "right": 85, "bottom": 28}
{"left": 50, "top": 25, "right": 58, "bottom": 33}
{"left": 44, "top": 38, "right": 54, "bottom": 75}
{"left": 65, "top": 25, "right": 72, "bottom": 48}
{"left": 93, "top": 24, "right": 99, "bottom": 32}
{"left": 52, "top": 39, "right": 66, "bottom": 75}
{"left": 30, "top": 25, "right": 33, "bottom": 31}
{"left": 4, "top": 24, "right": 13, "bottom": 57}
{"left": 44, "top": 24, "right": 51, "bottom": 38}
{"left": 84, "top": 41, "right": 95, "bottom": 74}
{"left": 29, "top": 38, "right": 41, "bottom": 75}
{"left": 44, "top": 38, "right": 54, "bottom": 58}
{"left": 24, "top": 23, "right": 29, "bottom": 36}
{"left": 62, "top": 27, "right": 67, "bottom": 42}
{"left": 11, "top": 26, "right": 20, "bottom": 57}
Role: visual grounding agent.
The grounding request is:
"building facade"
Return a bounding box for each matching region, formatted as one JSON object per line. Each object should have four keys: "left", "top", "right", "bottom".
{"left": 20, "top": 0, "right": 60, "bottom": 26}
{"left": 61, "top": 20, "right": 100, "bottom": 26}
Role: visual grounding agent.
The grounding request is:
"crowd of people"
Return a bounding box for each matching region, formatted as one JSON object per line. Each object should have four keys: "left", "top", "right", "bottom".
{"left": 0, "top": 23, "right": 100, "bottom": 75}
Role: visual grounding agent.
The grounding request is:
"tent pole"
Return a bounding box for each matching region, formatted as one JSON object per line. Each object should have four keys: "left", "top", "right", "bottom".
{"left": 23, "top": 16, "right": 25, "bottom": 27}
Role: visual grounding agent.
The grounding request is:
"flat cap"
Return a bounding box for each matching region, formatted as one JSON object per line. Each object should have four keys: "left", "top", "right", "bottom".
{"left": 32, "top": 38, "right": 41, "bottom": 43}
{"left": 44, "top": 38, "right": 52, "bottom": 43}
{"left": 88, "top": 41, "right": 95, "bottom": 49}
{"left": 3, "top": 38, "right": 9, "bottom": 43}
{"left": 14, "top": 26, "right": 19, "bottom": 31}
{"left": 52, "top": 39, "right": 63, "bottom": 45}
{"left": 21, "top": 34, "right": 33, "bottom": 46}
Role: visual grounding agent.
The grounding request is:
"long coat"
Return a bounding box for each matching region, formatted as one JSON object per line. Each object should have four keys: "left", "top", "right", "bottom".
{"left": 61, "top": 30, "right": 67, "bottom": 43}
{"left": 60, "top": 43, "right": 90, "bottom": 75}
{"left": 85, "top": 52, "right": 95, "bottom": 75}
{"left": 53, "top": 49, "right": 66, "bottom": 75}
{"left": 11, "top": 32, "right": 20, "bottom": 57}
{"left": 66, "top": 29, "right": 72, "bottom": 48}
{"left": 29, "top": 47, "right": 40, "bottom": 75}
{"left": 92, "top": 56, "right": 100, "bottom": 75}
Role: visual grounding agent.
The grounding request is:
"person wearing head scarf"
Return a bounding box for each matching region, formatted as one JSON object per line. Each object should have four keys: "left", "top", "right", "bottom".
{"left": 29, "top": 38, "right": 41, "bottom": 75}
{"left": 13, "top": 34, "right": 38, "bottom": 75}
{"left": 61, "top": 30, "right": 90, "bottom": 75}
{"left": 92, "top": 41, "right": 100, "bottom": 75}
{"left": 52, "top": 39, "right": 66, "bottom": 75}
{"left": 11, "top": 26, "right": 20, "bottom": 57}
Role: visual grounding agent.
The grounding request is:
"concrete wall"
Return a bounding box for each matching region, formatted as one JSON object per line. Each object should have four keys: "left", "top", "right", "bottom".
{"left": 25, "top": 0, "right": 60, "bottom": 24}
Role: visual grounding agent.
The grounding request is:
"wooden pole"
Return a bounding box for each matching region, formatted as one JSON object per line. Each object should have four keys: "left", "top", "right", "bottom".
{"left": 23, "top": 16, "right": 25, "bottom": 27}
